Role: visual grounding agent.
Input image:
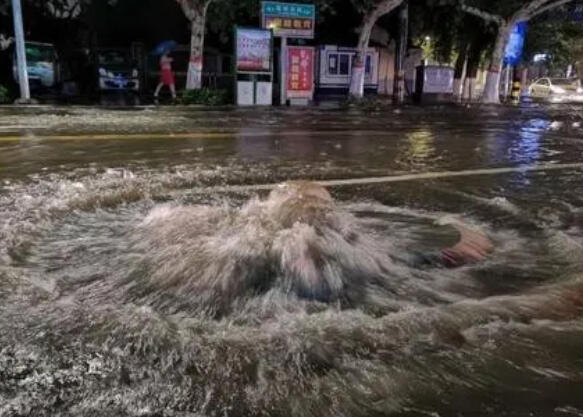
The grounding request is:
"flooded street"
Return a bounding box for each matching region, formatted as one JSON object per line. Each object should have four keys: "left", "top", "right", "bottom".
{"left": 1, "top": 104, "right": 583, "bottom": 416}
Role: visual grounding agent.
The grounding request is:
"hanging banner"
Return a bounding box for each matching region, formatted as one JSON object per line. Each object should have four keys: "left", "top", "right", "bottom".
{"left": 236, "top": 28, "right": 273, "bottom": 73}
{"left": 262, "top": 1, "right": 315, "bottom": 39}
{"left": 286, "top": 46, "right": 314, "bottom": 99}
{"left": 504, "top": 22, "right": 528, "bottom": 66}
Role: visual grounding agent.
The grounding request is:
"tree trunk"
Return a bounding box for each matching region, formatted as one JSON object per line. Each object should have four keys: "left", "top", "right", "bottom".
{"left": 349, "top": 12, "right": 377, "bottom": 98}
{"left": 187, "top": 9, "right": 206, "bottom": 90}
{"left": 453, "top": 45, "right": 469, "bottom": 101}
{"left": 393, "top": 2, "right": 408, "bottom": 104}
{"left": 464, "top": 77, "right": 474, "bottom": 101}
{"left": 349, "top": 0, "right": 404, "bottom": 98}
{"left": 481, "top": 23, "right": 511, "bottom": 104}
{"left": 459, "top": 55, "right": 468, "bottom": 101}
{"left": 520, "top": 67, "right": 529, "bottom": 96}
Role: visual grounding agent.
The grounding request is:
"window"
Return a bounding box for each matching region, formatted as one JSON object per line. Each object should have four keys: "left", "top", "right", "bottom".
{"left": 328, "top": 53, "right": 351, "bottom": 75}
{"left": 339, "top": 54, "right": 350, "bottom": 75}
{"left": 365, "top": 55, "right": 372, "bottom": 75}
{"left": 97, "top": 51, "right": 129, "bottom": 66}
{"left": 328, "top": 54, "right": 338, "bottom": 74}
{"left": 26, "top": 45, "right": 55, "bottom": 63}
{"left": 550, "top": 78, "right": 578, "bottom": 87}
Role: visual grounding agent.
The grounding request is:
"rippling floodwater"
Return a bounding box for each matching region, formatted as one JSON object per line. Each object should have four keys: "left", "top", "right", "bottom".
{"left": 1, "top": 104, "right": 583, "bottom": 416}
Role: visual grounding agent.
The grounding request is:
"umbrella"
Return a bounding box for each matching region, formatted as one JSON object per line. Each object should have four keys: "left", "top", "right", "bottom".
{"left": 152, "top": 40, "right": 177, "bottom": 56}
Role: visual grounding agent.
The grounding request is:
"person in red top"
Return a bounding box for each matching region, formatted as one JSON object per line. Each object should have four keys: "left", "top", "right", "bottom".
{"left": 154, "top": 51, "right": 176, "bottom": 100}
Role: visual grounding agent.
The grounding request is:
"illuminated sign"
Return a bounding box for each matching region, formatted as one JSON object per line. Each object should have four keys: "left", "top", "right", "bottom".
{"left": 235, "top": 28, "right": 273, "bottom": 73}
{"left": 262, "top": 2, "right": 315, "bottom": 38}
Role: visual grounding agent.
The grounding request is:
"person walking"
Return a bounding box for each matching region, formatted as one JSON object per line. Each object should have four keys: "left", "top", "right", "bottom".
{"left": 154, "top": 51, "right": 176, "bottom": 101}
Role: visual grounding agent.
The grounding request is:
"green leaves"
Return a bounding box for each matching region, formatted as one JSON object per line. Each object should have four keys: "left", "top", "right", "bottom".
{"left": 0, "top": 84, "right": 9, "bottom": 103}
{"left": 180, "top": 87, "right": 231, "bottom": 105}
{"left": 524, "top": 13, "right": 583, "bottom": 69}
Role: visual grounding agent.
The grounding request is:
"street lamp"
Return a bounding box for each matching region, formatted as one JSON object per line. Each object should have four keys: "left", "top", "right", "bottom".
{"left": 11, "top": 0, "right": 30, "bottom": 102}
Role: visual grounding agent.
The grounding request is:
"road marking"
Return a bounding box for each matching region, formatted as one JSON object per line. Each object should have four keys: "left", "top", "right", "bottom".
{"left": 320, "top": 163, "right": 583, "bottom": 186}
{"left": 0, "top": 132, "right": 236, "bottom": 141}
{"left": 0, "top": 130, "right": 403, "bottom": 142}
{"left": 191, "top": 162, "right": 583, "bottom": 193}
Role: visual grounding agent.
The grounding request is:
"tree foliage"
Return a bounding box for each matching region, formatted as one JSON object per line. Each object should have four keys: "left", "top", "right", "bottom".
{"left": 524, "top": 8, "right": 583, "bottom": 71}
{"left": 3, "top": 0, "right": 583, "bottom": 87}
{"left": 0, "top": 0, "right": 98, "bottom": 19}
{"left": 460, "top": 0, "right": 576, "bottom": 25}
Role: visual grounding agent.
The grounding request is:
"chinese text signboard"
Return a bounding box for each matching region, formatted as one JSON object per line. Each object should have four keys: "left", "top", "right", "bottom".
{"left": 286, "top": 46, "right": 314, "bottom": 99}
{"left": 236, "top": 28, "right": 272, "bottom": 73}
{"left": 262, "top": 1, "right": 315, "bottom": 38}
{"left": 422, "top": 66, "right": 454, "bottom": 94}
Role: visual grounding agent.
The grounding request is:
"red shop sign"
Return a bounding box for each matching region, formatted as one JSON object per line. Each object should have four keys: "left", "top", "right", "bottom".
{"left": 287, "top": 46, "right": 314, "bottom": 99}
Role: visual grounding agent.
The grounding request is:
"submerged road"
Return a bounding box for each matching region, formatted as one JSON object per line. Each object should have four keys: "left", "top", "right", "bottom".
{"left": 1, "top": 104, "right": 583, "bottom": 416}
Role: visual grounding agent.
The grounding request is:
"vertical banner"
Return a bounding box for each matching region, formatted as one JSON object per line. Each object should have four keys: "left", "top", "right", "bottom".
{"left": 286, "top": 46, "right": 314, "bottom": 99}
{"left": 235, "top": 28, "right": 273, "bottom": 73}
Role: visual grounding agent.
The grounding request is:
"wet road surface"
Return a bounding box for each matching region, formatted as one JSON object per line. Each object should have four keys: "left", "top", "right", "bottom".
{"left": 1, "top": 104, "right": 583, "bottom": 416}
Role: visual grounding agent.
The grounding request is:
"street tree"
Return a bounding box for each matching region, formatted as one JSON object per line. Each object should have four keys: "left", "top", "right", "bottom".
{"left": 175, "top": 0, "right": 213, "bottom": 90}
{"left": 348, "top": 0, "right": 404, "bottom": 97}
{"left": 459, "top": 0, "right": 576, "bottom": 103}
{"left": 409, "top": 1, "right": 494, "bottom": 99}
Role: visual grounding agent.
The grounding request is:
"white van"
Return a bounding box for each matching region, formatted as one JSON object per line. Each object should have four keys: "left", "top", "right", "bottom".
{"left": 13, "top": 41, "right": 61, "bottom": 91}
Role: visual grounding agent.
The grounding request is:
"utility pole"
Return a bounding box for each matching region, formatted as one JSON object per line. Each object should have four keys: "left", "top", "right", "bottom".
{"left": 280, "top": 37, "right": 287, "bottom": 105}
{"left": 11, "top": 0, "right": 30, "bottom": 102}
{"left": 393, "top": 1, "right": 408, "bottom": 104}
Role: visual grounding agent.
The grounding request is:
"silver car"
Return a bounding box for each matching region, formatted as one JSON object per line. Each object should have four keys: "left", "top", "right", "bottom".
{"left": 528, "top": 77, "right": 583, "bottom": 102}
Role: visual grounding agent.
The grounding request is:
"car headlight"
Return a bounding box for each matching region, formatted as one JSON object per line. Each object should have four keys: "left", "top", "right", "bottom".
{"left": 132, "top": 69, "right": 138, "bottom": 78}
{"left": 99, "top": 68, "right": 107, "bottom": 76}
{"left": 577, "top": 87, "right": 583, "bottom": 94}
{"left": 550, "top": 86, "right": 566, "bottom": 94}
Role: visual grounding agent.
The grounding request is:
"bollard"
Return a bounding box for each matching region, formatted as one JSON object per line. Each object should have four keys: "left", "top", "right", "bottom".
{"left": 511, "top": 80, "right": 521, "bottom": 103}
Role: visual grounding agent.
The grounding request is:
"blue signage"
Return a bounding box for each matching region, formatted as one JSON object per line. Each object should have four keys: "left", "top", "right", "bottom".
{"left": 261, "top": 2, "right": 316, "bottom": 38}
{"left": 262, "top": 2, "right": 315, "bottom": 19}
{"left": 504, "top": 22, "right": 528, "bottom": 66}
